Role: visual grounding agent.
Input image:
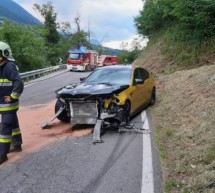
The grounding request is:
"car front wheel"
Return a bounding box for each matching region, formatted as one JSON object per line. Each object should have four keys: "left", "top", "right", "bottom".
{"left": 55, "top": 99, "right": 70, "bottom": 122}
{"left": 84, "top": 65, "right": 90, "bottom": 72}
{"left": 122, "top": 101, "right": 131, "bottom": 125}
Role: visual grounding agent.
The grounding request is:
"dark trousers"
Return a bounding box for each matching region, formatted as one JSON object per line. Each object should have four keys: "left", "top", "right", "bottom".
{"left": 0, "top": 112, "right": 22, "bottom": 155}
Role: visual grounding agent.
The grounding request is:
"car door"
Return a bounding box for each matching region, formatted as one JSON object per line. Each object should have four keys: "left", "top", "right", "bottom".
{"left": 129, "top": 68, "right": 145, "bottom": 113}
{"left": 104, "top": 57, "right": 112, "bottom": 66}
{"left": 131, "top": 68, "right": 152, "bottom": 112}
{"left": 139, "top": 68, "right": 153, "bottom": 104}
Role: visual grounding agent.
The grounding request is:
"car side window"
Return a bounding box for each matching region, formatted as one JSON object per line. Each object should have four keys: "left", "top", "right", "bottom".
{"left": 133, "top": 69, "right": 143, "bottom": 85}
{"left": 139, "top": 68, "right": 149, "bottom": 82}
{"left": 134, "top": 69, "right": 142, "bottom": 80}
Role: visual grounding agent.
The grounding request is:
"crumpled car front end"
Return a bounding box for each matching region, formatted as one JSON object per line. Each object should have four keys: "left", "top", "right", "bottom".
{"left": 55, "top": 82, "right": 130, "bottom": 128}
{"left": 69, "top": 100, "right": 98, "bottom": 124}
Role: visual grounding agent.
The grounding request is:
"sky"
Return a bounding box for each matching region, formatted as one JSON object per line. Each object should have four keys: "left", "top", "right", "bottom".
{"left": 12, "top": 0, "right": 145, "bottom": 50}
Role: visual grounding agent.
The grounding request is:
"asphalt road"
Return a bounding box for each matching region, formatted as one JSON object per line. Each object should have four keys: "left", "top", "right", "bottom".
{"left": 0, "top": 70, "right": 163, "bottom": 193}
{"left": 20, "top": 70, "right": 89, "bottom": 106}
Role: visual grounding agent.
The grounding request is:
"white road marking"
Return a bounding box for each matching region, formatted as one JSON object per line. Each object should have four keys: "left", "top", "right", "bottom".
{"left": 141, "top": 111, "right": 154, "bottom": 193}
{"left": 141, "top": 111, "right": 150, "bottom": 130}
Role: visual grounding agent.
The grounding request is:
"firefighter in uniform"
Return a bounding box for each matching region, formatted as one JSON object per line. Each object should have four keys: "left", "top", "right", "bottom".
{"left": 0, "top": 41, "right": 24, "bottom": 165}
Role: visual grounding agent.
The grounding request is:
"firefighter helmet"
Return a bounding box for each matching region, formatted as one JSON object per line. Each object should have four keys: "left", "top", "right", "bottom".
{"left": 0, "top": 41, "right": 15, "bottom": 61}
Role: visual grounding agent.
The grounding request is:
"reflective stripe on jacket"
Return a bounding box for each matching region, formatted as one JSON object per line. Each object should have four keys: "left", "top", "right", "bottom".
{"left": 12, "top": 128, "right": 22, "bottom": 136}
{"left": 0, "top": 60, "right": 24, "bottom": 113}
{"left": 0, "top": 134, "right": 12, "bottom": 143}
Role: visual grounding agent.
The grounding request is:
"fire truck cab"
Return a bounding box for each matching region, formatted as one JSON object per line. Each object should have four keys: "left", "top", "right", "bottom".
{"left": 67, "top": 49, "right": 98, "bottom": 72}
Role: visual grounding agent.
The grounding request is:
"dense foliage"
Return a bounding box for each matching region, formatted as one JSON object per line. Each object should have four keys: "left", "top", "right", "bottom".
{"left": 134, "top": 0, "right": 215, "bottom": 69}
{"left": 0, "top": 21, "right": 92, "bottom": 72}
{"left": 0, "top": 21, "right": 47, "bottom": 72}
{"left": 135, "top": 0, "right": 215, "bottom": 41}
{"left": 118, "top": 49, "right": 141, "bottom": 64}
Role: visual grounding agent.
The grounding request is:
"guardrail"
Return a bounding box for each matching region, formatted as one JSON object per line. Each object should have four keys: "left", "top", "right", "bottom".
{"left": 20, "top": 64, "right": 67, "bottom": 82}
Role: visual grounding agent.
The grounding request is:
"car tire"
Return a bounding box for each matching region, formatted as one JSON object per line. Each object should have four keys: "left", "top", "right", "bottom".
{"left": 123, "top": 101, "right": 131, "bottom": 124}
{"left": 55, "top": 99, "right": 70, "bottom": 122}
{"left": 149, "top": 87, "right": 156, "bottom": 105}
{"left": 92, "top": 65, "right": 96, "bottom": 71}
{"left": 85, "top": 65, "right": 89, "bottom": 72}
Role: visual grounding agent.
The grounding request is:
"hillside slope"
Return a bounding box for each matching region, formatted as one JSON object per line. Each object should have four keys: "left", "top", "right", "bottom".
{"left": 134, "top": 43, "right": 215, "bottom": 192}
{"left": 0, "top": 0, "right": 41, "bottom": 25}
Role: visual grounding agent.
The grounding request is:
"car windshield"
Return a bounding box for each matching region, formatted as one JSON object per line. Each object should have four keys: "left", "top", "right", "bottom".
{"left": 69, "top": 53, "right": 81, "bottom": 60}
{"left": 84, "top": 68, "right": 132, "bottom": 85}
{"left": 98, "top": 55, "right": 106, "bottom": 62}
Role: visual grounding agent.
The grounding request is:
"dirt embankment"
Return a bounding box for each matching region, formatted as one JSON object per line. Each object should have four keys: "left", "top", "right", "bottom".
{"left": 134, "top": 42, "right": 215, "bottom": 192}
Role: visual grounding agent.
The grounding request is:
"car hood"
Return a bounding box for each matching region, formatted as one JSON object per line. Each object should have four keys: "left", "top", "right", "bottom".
{"left": 56, "top": 82, "right": 129, "bottom": 100}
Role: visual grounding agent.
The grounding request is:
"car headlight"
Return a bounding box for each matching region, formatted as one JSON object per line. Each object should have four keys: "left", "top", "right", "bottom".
{"left": 107, "top": 102, "right": 122, "bottom": 114}
{"left": 108, "top": 102, "right": 116, "bottom": 110}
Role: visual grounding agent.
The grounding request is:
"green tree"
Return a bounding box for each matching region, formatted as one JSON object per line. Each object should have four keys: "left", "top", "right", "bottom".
{"left": 33, "top": 2, "right": 59, "bottom": 44}
{"left": 118, "top": 53, "right": 129, "bottom": 64}
{"left": 33, "top": 2, "right": 62, "bottom": 65}
{"left": 134, "top": 0, "right": 164, "bottom": 37}
{"left": 135, "top": 0, "right": 215, "bottom": 41}
{"left": 168, "top": 0, "right": 215, "bottom": 40}
{"left": 33, "top": 3, "right": 92, "bottom": 63}
{"left": 70, "top": 14, "right": 91, "bottom": 50}
{"left": 69, "top": 31, "right": 92, "bottom": 50}
{"left": 0, "top": 21, "right": 47, "bottom": 72}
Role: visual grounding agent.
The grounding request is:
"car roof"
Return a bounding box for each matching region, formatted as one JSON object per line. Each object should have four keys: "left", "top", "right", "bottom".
{"left": 97, "top": 64, "right": 143, "bottom": 70}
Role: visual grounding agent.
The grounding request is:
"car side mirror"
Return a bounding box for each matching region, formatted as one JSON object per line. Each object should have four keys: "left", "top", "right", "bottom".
{"left": 80, "top": 77, "right": 85, "bottom": 81}
{"left": 134, "top": 78, "right": 144, "bottom": 85}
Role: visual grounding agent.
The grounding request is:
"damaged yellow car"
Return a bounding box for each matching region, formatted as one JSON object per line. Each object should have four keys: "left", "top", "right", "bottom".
{"left": 42, "top": 65, "right": 156, "bottom": 143}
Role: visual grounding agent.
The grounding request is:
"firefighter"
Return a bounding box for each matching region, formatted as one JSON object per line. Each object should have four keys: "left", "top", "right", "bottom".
{"left": 0, "top": 41, "right": 24, "bottom": 165}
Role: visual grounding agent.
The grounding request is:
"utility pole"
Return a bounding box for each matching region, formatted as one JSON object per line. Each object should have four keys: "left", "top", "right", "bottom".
{"left": 88, "top": 18, "right": 91, "bottom": 43}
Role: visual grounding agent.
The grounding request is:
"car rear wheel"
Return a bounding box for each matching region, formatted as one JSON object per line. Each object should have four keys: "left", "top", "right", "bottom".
{"left": 55, "top": 99, "right": 70, "bottom": 122}
{"left": 149, "top": 87, "right": 156, "bottom": 105}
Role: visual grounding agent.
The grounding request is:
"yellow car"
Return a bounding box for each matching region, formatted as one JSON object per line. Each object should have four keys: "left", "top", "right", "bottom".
{"left": 52, "top": 65, "right": 156, "bottom": 142}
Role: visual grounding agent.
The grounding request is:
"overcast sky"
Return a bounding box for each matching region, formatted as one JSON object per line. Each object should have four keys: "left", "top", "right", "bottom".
{"left": 12, "top": 0, "right": 144, "bottom": 49}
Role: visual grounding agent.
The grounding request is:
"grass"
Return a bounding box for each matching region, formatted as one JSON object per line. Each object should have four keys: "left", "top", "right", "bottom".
{"left": 205, "top": 144, "right": 215, "bottom": 164}
{"left": 164, "top": 179, "right": 181, "bottom": 193}
{"left": 134, "top": 33, "right": 215, "bottom": 192}
{"left": 151, "top": 66, "right": 215, "bottom": 192}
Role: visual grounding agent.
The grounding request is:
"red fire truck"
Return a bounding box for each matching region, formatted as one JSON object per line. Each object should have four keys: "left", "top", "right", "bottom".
{"left": 67, "top": 48, "right": 98, "bottom": 72}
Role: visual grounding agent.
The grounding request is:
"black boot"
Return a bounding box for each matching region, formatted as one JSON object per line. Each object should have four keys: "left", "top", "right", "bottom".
{"left": 10, "top": 145, "right": 22, "bottom": 152}
{"left": 0, "top": 154, "right": 8, "bottom": 165}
